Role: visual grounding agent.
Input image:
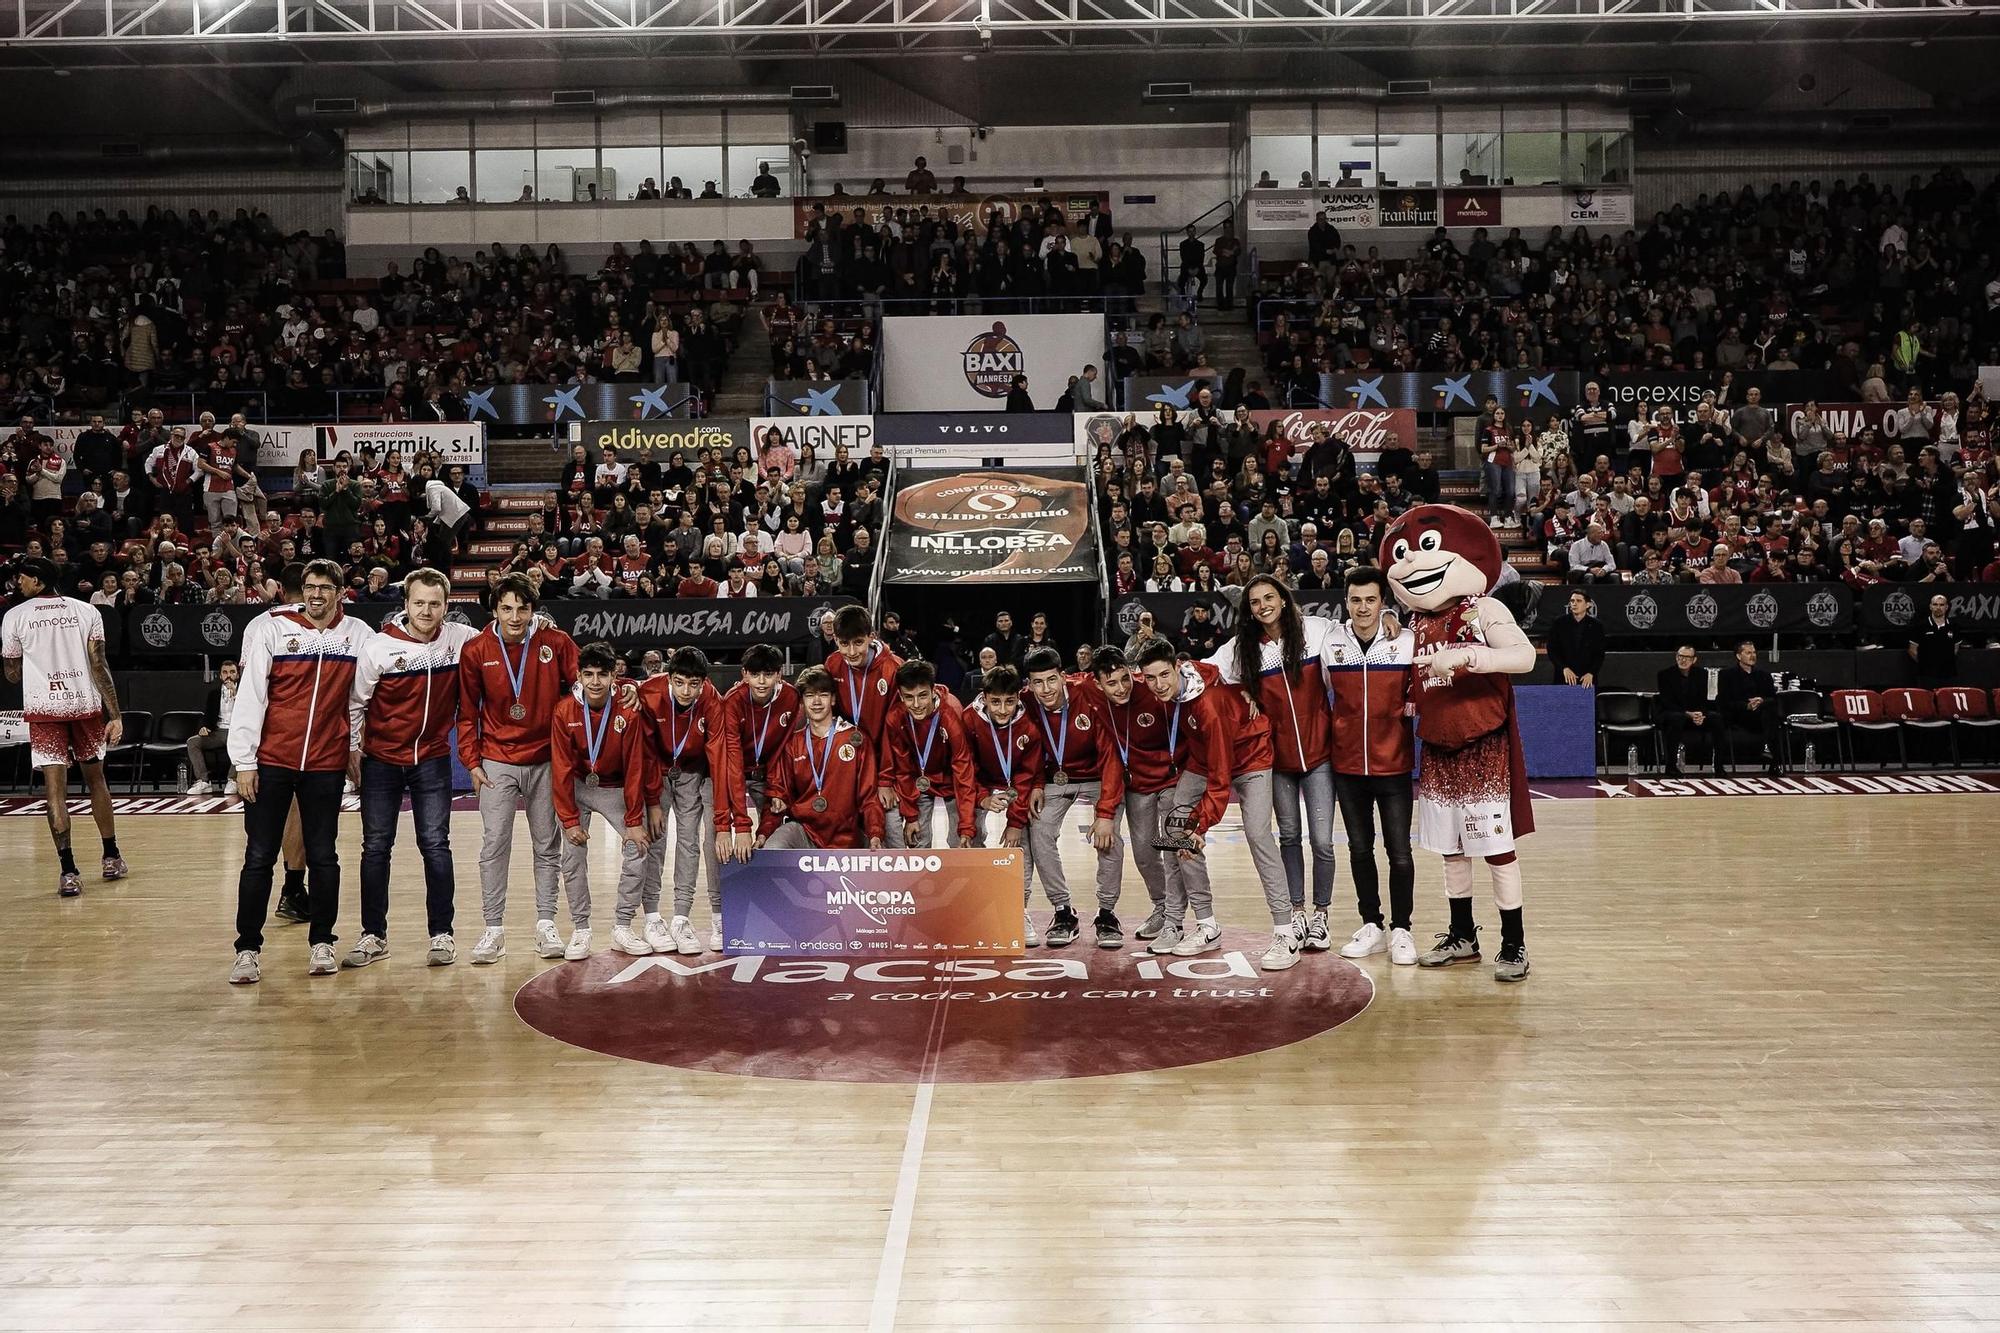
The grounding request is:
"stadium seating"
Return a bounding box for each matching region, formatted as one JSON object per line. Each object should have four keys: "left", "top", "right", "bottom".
{"left": 1594, "top": 691, "right": 1656, "bottom": 771}
{"left": 1932, "top": 686, "right": 2000, "bottom": 767}
{"left": 104, "top": 710, "right": 151, "bottom": 792}
{"left": 1830, "top": 689, "right": 1901, "bottom": 769}
{"left": 1774, "top": 689, "right": 1841, "bottom": 771}
{"left": 1878, "top": 686, "right": 1953, "bottom": 767}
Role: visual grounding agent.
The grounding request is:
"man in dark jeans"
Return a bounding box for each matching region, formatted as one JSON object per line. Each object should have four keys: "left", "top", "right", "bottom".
{"left": 1655, "top": 643, "right": 1718, "bottom": 775}
{"left": 227, "top": 559, "right": 375, "bottom": 984}
{"left": 345, "top": 568, "right": 478, "bottom": 968}
{"left": 1717, "top": 639, "right": 1783, "bottom": 774}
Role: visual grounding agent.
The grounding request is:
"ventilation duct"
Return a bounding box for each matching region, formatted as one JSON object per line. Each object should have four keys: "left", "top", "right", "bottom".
{"left": 1141, "top": 76, "right": 1689, "bottom": 104}
{"left": 295, "top": 86, "right": 835, "bottom": 122}
{"left": 0, "top": 133, "right": 340, "bottom": 173}
{"left": 1656, "top": 110, "right": 1998, "bottom": 142}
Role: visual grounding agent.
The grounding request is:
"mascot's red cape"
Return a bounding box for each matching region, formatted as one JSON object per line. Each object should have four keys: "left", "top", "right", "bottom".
{"left": 1378, "top": 503, "right": 1535, "bottom": 840}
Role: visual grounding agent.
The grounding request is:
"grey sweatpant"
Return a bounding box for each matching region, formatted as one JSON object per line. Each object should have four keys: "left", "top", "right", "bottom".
{"left": 1167, "top": 767, "right": 1291, "bottom": 926}
{"left": 560, "top": 780, "right": 648, "bottom": 927}
{"left": 887, "top": 793, "right": 963, "bottom": 848}
{"left": 641, "top": 768, "right": 722, "bottom": 918}
{"left": 478, "top": 759, "right": 563, "bottom": 927}
{"left": 1026, "top": 780, "right": 1123, "bottom": 912}
{"left": 1121, "top": 788, "right": 1174, "bottom": 914}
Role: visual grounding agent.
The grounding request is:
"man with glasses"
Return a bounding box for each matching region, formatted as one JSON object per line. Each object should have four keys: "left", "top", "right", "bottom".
{"left": 1655, "top": 644, "right": 1715, "bottom": 777}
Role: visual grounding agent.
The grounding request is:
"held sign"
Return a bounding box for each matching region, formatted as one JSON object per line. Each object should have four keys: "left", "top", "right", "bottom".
{"left": 719, "top": 848, "right": 1026, "bottom": 957}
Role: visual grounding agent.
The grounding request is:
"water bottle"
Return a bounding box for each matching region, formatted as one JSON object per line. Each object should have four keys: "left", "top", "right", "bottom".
{"left": 1675, "top": 744, "right": 1687, "bottom": 773}
{"left": 1626, "top": 743, "right": 1640, "bottom": 774}
{"left": 176, "top": 761, "right": 189, "bottom": 794}
{"left": 1802, "top": 744, "right": 1817, "bottom": 775}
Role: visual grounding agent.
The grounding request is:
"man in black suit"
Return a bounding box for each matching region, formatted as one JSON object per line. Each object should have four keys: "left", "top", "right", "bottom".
{"left": 1717, "top": 639, "right": 1782, "bottom": 774}
{"left": 1655, "top": 643, "right": 1717, "bottom": 775}
{"left": 1004, "top": 374, "right": 1035, "bottom": 413}
{"left": 1546, "top": 590, "right": 1606, "bottom": 687}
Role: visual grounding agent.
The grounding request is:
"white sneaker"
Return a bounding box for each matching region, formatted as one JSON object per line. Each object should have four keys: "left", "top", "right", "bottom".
{"left": 428, "top": 933, "right": 457, "bottom": 966}
{"left": 1023, "top": 910, "right": 1041, "bottom": 948}
{"left": 307, "top": 942, "right": 338, "bottom": 975}
{"left": 642, "top": 914, "right": 674, "bottom": 953}
{"left": 669, "top": 915, "right": 701, "bottom": 955}
{"left": 1172, "top": 920, "right": 1222, "bottom": 956}
{"left": 342, "top": 933, "right": 389, "bottom": 968}
{"left": 1389, "top": 926, "right": 1419, "bottom": 966}
{"left": 186, "top": 780, "right": 215, "bottom": 796}
{"left": 229, "top": 949, "right": 260, "bottom": 984}
{"left": 611, "top": 923, "right": 653, "bottom": 956}
{"left": 1339, "top": 923, "right": 1387, "bottom": 958}
{"left": 563, "top": 927, "right": 592, "bottom": 960}
{"left": 223, "top": 779, "right": 239, "bottom": 796}
{"left": 709, "top": 922, "right": 725, "bottom": 952}
{"left": 470, "top": 927, "right": 505, "bottom": 964}
{"left": 343, "top": 780, "right": 358, "bottom": 796}
{"left": 1260, "top": 925, "right": 1303, "bottom": 971}
{"left": 534, "top": 919, "right": 565, "bottom": 958}
{"left": 1148, "top": 923, "right": 1183, "bottom": 955}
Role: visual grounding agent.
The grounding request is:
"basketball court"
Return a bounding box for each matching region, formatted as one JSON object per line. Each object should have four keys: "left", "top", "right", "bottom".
{"left": 5, "top": 788, "right": 1996, "bottom": 1330}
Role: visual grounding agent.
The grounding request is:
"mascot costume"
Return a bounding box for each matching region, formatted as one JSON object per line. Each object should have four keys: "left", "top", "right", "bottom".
{"left": 1379, "top": 504, "right": 1536, "bottom": 982}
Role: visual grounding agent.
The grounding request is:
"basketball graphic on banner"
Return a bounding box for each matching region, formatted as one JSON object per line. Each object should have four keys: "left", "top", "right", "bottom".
{"left": 962, "top": 322, "right": 1025, "bottom": 397}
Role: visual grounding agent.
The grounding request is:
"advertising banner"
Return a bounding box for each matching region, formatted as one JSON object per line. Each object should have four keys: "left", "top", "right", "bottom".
{"left": 580, "top": 417, "right": 752, "bottom": 457}
{"left": 1563, "top": 188, "right": 1635, "bottom": 227}
{"left": 120, "top": 596, "right": 860, "bottom": 656}
{"left": 884, "top": 467, "right": 1097, "bottom": 585}
{"left": 881, "top": 314, "right": 1108, "bottom": 412}
{"left": 1859, "top": 584, "right": 2000, "bottom": 635}
{"left": 1378, "top": 189, "right": 1439, "bottom": 228}
{"left": 1317, "top": 189, "right": 1379, "bottom": 230}
{"left": 1317, "top": 369, "right": 1578, "bottom": 415}
{"left": 748, "top": 414, "right": 876, "bottom": 456}
{"left": 1442, "top": 188, "right": 1503, "bottom": 227}
{"left": 465, "top": 382, "right": 685, "bottom": 427}
{"left": 317, "top": 422, "right": 484, "bottom": 467}
{"left": 765, "top": 379, "right": 870, "bottom": 416}
{"left": 1245, "top": 188, "right": 1377, "bottom": 230}
{"left": 880, "top": 412, "right": 1080, "bottom": 464}
{"left": 1779, "top": 402, "right": 1896, "bottom": 441}
{"left": 1082, "top": 408, "right": 1416, "bottom": 470}
{"left": 1593, "top": 371, "right": 1844, "bottom": 426}
{"left": 42, "top": 423, "right": 314, "bottom": 468}
{"left": 719, "top": 848, "right": 1027, "bottom": 957}
{"left": 1526, "top": 584, "right": 1853, "bottom": 638}
{"left": 793, "top": 191, "right": 1108, "bottom": 241}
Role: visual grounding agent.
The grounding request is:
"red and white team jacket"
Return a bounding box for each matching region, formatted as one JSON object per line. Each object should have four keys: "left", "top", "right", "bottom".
{"left": 1098, "top": 685, "right": 1177, "bottom": 796}
{"left": 1024, "top": 673, "right": 1125, "bottom": 821}
{"left": 759, "top": 718, "right": 886, "bottom": 848}
{"left": 549, "top": 694, "right": 651, "bottom": 829}
{"left": 722, "top": 678, "right": 801, "bottom": 784}
{"left": 881, "top": 688, "right": 981, "bottom": 840}
{"left": 1155, "top": 662, "right": 1236, "bottom": 838}
{"left": 824, "top": 639, "right": 903, "bottom": 756}
{"left": 1205, "top": 615, "right": 1338, "bottom": 774}
{"left": 349, "top": 617, "right": 480, "bottom": 767}
{"left": 457, "top": 623, "right": 580, "bottom": 769}
{"left": 962, "top": 701, "right": 1044, "bottom": 832}
{"left": 229, "top": 604, "right": 374, "bottom": 773}
{"left": 1320, "top": 618, "right": 1416, "bottom": 777}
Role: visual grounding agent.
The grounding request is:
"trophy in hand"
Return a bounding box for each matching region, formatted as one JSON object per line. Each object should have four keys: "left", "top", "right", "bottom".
{"left": 1154, "top": 800, "right": 1201, "bottom": 854}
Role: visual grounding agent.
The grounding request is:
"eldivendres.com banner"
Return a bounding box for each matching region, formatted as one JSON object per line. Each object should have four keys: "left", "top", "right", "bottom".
{"left": 720, "top": 848, "right": 1026, "bottom": 956}
{"left": 883, "top": 467, "right": 1098, "bottom": 585}
{"left": 881, "top": 314, "right": 1108, "bottom": 413}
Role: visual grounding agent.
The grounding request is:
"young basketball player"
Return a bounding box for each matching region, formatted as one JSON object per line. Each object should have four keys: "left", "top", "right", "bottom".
{"left": 1021, "top": 646, "right": 1127, "bottom": 949}
{"left": 550, "top": 640, "right": 653, "bottom": 960}
{"left": 881, "top": 658, "right": 980, "bottom": 849}
{"left": 826, "top": 605, "right": 902, "bottom": 829}
{"left": 1090, "top": 646, "right": 1178, "bottom": 943}
{"left": 962, "top": 664, "right": 1045, "bottom": 945}
{"left": 636, "top": 646, "right": 741, "bottom": 954}
{"left": 721, "top": 642, "right": 798, "bottom": 848}
{"left": 757, "top": 666, "right": 884, "bottom": 850}
{"left": 2, "top": 557, "right": 127, "bottom": 898}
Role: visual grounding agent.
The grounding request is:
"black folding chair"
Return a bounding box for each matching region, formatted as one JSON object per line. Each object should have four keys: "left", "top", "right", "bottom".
{"left": 143, "top": 711, "right": 205, "bottom": 790}
{"left": 1775, "top": 690, "right": 1840, "bottom": 772}
{"left": 105, "top": 710, "right": 151, "bottom": 793}
{"left": 1596, "top": 691, "right": 1657, "bottom": 772}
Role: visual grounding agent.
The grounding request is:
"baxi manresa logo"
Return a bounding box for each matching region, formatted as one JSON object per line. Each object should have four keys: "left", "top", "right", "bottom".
{"left": 200, "top": 610, "right": 235, "bottom": 648}
{"left": 1806, "top": 589, "right": 1840, "bottom": 628}
{"left": 1745, "top": 591, "right": 1780, "bottom": 629}
{"left": 1881, "top": 588, "right": 1915, "bottom": 627}
{"left": 962, "top": 321, "right": 1025, "bottom": 398}
{"left": 1624, "top": 592, "right": 1659, "bottom": 631}
{"left": 140, "top": 610, "right": 174, "bottom": 649}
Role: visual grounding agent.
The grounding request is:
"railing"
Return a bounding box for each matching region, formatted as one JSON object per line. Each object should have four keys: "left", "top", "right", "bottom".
{"left": 867, "top": 450, "right": 896, "bottom": 623}
{"left": 789, "top": 295, "right": 1132, "bottom": 320}
{"left": 1253, "top": 294, "right": 1462, "bottom": 335}
{"left": 1156, "top": 199, "right": 1237, "bottom": 304}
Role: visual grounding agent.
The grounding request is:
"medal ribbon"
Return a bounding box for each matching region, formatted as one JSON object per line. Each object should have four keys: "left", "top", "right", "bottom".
{"left": 806, "top": 723, "right": 836, "bottom": 798}
{"left": 667, "top": 698, "right": 695, "bottom": 765}
{"left": 985, "top": 715, "right": 1014, "bottom": 787}
{"left": 842, "top": 644, "right": 877, "bottom": 723}
{"left": 909, "top": 709, "right": 941, "bottom": 776}
{"left": 750, "top": 695, "right": 777, "bottom": 763}
{"left": 580, "top": 693, "right": 613, "bottom": 775}
{"left": 1034, "top": 693, "right": 1069, "bottom": 774}
{"left": 497, "top": 622, "right": 535, "bottom": 711}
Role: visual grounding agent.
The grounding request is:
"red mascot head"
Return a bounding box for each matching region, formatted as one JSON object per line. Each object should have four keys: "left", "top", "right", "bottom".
{"left": 1379, "top": 503, "right": 1504, "bottom": 613}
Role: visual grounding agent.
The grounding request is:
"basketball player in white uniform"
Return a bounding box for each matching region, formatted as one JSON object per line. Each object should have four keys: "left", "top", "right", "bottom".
{"left": 2, "top": 557, "right": 129, "bottom": 897}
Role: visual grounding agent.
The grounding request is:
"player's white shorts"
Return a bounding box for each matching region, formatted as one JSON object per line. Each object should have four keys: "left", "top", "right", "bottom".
{"left": 1416, "top": 794, "right": 1516, "bottom": 857}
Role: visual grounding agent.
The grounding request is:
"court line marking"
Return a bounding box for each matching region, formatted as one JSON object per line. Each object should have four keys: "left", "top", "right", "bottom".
{"left": 867, "top": 978, "right": 954, "bottom": 1333}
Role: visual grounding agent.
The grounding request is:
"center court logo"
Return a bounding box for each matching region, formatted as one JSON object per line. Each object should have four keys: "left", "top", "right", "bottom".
{"left": 962, "top": 321, "right": 1025, "bottom": 398}
{"left": 513, "top": 928, "right": 1373, "bottom": 1083}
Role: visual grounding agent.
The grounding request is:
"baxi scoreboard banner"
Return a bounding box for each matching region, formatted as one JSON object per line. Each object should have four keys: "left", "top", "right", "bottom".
{"left": 719, "top": 848, "right": 1026, "bottom": 956}
{"left": 881, "top": 314, "right": 1107, "bottom": 412}
{"left": 883, "top": 467, "right": 1098, "bottom": 585}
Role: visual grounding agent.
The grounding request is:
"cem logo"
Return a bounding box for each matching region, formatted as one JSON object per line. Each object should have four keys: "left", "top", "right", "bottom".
{"left": 1881, "top": 589, "right": 1916, "bottom": 628}
{"left": 962, "top": 321, "right": 1026, "bottom": 398}
{"left": 1685, "top": 592, "right": 1720, "bottom": 630}
{"left": 1745, "top": 591, "right": 1780, "bottom": 630}
{"left": 1806, "top": 590, "right": 1841, "bottom": 628}
{"left": 1624, "top": 593, "right": 1659, "bottom": 631}
{"left": 139, "top": 610, "right": 175, "bottom": 650}
{"left": 200, "top": 610, "right": 235, "bottom": 648}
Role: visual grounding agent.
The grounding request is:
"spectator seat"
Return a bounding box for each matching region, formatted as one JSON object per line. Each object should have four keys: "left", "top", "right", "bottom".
{"left": 1879, "top": 687, "right": 1951, "bottom": 767}
{"left": 1830, "top": 690, "right": 1899, "bottom": 769}
{"left": 1932, "top": 687, "right": 1998, "bottom": 767}
{"left": 143, "top": 711, "right": 206, "bottom": 789}
{"left": 1774, "top": 689, "right": 1840, "bottom": 771}
{"left": 1595, "top": 691, "right": 1656, "bottom": 771}
{"left": 105, "top": 710, "right": 152, "bottom": 793}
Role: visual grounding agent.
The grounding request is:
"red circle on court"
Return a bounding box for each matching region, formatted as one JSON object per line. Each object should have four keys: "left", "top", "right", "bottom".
{"left": 514, "top": 928, "right": 1374, "bottom": 1083}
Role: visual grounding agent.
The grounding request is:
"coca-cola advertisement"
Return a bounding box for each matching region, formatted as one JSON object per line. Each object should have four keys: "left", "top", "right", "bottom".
{"left": 1247, "top": 408, "right": 1417, "bottom": 465}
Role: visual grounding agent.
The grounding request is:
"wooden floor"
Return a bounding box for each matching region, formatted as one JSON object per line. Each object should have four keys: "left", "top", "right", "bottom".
{"left": 3, "top": 794, "right": 1998, "bottom": 1332}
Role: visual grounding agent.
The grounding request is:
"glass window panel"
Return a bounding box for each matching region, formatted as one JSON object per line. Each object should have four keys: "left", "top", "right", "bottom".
{"left": 347, "top": 150, "right": 402, "bottom": 204}
{"left": 1374, "top": 134, "right": 1437, "bottom": 188}
{"left": 1316, "top": 133, "right": 1389, "bottom": 187}
{"left": 1501, "top": 133, "right": 1562, "bottom": 186}
{"left": 535, "top": 147, "right": 599, "bottom": 202}
{"left": 1561, "top": 129, "right": 1631, "bottom": 185}
{"left": 601, "top": 147, "right": 664, "bottom": 199}
{"left": 1441, "top": 133, "right": 1500, "bottom": 186}
{"left": 725, "top": 145, "right": 791, "bottom": 197}
{"left": 1252, "top": 135, "right": 1314, "bottom": 188}
{"left": 660, "top": 146, "right": 725, "bottom": 198}
{"left": 406, "top": 149, "right": 469, "bottom": 204}
{"left": 475, "top": 149, "right": 538, "bottom": 202}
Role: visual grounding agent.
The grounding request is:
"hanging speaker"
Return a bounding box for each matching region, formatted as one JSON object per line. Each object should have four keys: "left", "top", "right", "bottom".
{"left": 813, "top": 121, "right": 849, "bottom": 154}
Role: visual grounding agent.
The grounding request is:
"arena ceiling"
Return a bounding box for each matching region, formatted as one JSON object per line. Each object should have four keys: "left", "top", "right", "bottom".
{"left": 0, "top": 0, "right": 1990, "bottom": 68}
